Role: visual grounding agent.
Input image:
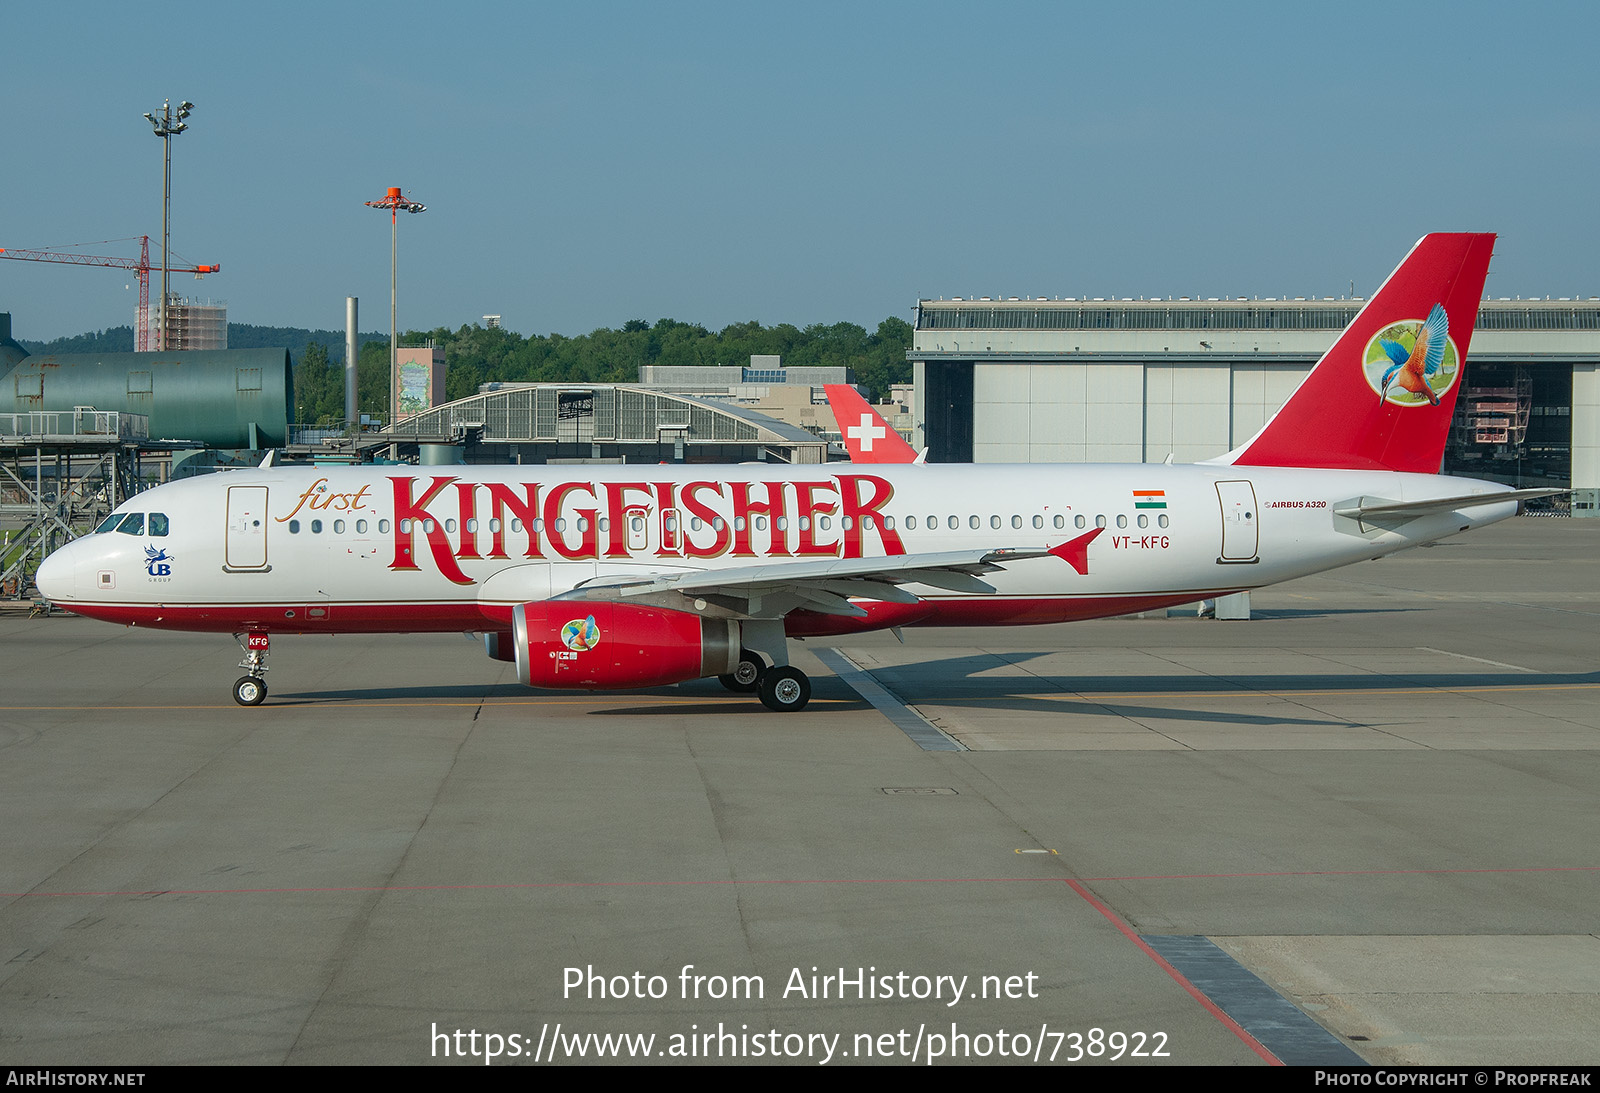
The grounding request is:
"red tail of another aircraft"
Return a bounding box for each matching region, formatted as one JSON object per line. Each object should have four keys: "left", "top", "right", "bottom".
{"left": 824, "top": 384, "right": 919, "bottom": 463}
{"left": 1225, "top": 232, "right": 1495, "bottom": 473}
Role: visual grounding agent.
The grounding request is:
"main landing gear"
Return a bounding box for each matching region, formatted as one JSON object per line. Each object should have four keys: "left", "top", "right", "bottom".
{"left": 716, "top": 624, "right": 813, "bottom": 712}
{"left": 757, "top": 666, "right": 810, "bottom": 713}
{"left": 233, "top": 632, "right": 269, "bottom": 706}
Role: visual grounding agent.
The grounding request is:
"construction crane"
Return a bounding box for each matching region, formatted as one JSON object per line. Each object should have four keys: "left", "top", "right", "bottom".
{"left": 0, "top": 236, "right": 219, "bottom": 351}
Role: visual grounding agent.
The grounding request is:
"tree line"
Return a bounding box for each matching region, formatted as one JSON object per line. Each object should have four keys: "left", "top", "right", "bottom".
{"left": 291, "top": 317, "right": 913, "bottom": 426}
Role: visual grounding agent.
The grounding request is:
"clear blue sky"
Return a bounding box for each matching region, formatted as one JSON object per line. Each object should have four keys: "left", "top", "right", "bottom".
{"left": 4, "top": 1, "right": 1596, "bottom": 343}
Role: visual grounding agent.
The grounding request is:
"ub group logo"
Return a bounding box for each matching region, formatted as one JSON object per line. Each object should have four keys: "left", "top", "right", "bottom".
{"left": 560, "top": 615, "right": 601, "bottom": 653}
{"left": 144, "top": 544, "right": 174, "bottom": 578}
{"left": 1363, "top": 302, "right": 1459, "bottom": 407}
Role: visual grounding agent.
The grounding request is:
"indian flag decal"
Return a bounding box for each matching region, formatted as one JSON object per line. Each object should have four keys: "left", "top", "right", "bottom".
{"left": 1133, "top": 490, "right": 1167, "bottom": 509}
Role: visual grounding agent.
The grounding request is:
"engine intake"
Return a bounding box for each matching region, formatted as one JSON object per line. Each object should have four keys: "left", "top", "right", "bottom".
{"left": 513, "top": 601, "right": 738, "bottom": 690}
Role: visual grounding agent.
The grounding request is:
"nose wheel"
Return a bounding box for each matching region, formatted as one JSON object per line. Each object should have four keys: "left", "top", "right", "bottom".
{"left": 233, "top": 676, "right": 267, "bottom": 706}
{"left": 233, "top": 631, "right": 270, "bottom": 706}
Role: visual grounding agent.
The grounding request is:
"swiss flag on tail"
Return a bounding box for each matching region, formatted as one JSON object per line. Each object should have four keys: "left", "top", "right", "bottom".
{"left": 824, "top": 384, "right": 918, "bottom": 463}
{"left": 1224, "top": 233, "right": 1495, "bottom": 474}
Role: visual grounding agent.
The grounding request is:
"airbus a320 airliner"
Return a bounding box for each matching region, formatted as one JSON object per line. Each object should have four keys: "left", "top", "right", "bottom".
{"left": 37, "top": 233, "right": 1551, "bottom": 711}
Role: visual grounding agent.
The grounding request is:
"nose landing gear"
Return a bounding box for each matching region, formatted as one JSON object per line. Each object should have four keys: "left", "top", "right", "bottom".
{"left": 233, "top": 632, "right": 270, "bottom": 706}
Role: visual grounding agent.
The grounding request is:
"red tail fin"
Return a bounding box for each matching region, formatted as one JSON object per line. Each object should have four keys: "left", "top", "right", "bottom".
{"left": 824, "top": 384, "right": 918, "bottom": 463}
{"left": 1227, "top": 233, "right": 1495, "bottom": 472}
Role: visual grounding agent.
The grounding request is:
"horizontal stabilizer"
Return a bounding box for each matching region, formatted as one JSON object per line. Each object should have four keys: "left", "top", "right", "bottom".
{"left": 1333, "top": 488, "right": 1564, "bottom": 520}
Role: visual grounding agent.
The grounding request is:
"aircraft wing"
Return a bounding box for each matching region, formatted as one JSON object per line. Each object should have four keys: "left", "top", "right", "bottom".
{"left": 562, "top": 548, "right": 1052, "bottom": 618}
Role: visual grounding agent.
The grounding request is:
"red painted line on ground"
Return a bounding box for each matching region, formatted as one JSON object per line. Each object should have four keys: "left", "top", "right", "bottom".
{"left": 6, "top": 862, "right": 1594, "bottom": 900}
{"left": 1078, "top": 864, "right": 1600, "bottom": 881}
{"left": 1064, "top": 877, "right": 1280, "bottom": 1066}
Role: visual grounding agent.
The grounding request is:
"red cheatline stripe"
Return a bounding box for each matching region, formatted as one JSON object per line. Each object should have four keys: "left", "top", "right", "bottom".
{"left": 1064, "top": 878, "right": 1281, "bottom": 1066}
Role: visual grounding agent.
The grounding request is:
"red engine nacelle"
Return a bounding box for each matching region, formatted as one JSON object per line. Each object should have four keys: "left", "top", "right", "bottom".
{"left": 513, "top": 601, "right": 739, "bottom": 690}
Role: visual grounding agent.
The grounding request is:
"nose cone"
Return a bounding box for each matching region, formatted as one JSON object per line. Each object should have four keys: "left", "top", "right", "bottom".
{"left": 35, "top": 542, "right": 78, "bottom": 602}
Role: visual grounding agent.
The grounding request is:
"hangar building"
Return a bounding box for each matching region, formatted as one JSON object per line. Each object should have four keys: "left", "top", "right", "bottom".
{"left": 911, "top": 297, "right": 1597, "bottom": 513}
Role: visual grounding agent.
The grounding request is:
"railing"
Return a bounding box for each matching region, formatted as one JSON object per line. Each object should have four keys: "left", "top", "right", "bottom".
{"left": 0, "top": 411, "right": 149, "bottom": 440}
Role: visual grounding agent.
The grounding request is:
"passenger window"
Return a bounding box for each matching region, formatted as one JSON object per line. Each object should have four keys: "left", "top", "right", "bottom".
{"left": 149, "top": 513, "right": 169, "bottom": 536}
{"left": 969, "top": 515, "right": 980, "bottom": 530}
{"left": 882, "top": 516, "right": 893, "bottom": 530}
{"left": 1012, "top": 515, "right": 1022, "bottom": 529}
{"left": 1137, "top": 514, "right": 1148, "bottom": 529}
{"left": 116, "top": 513, "right": 145, "bottom": 535}
{"left": 379, "top": 519, "right": 391, "bottom": 533}
{"left": 311, "top": 520, "right": 323, "bottom": 534}
{"left": 1158, "top": 514, "right": 1169, "bottom": 528}
{"left": 356, "top": 519, "right": 368, "bottom": 534}
{"left": 445, "top": 519, "right": 457, "bottom": 534}
{"left": 818, "top": 516, "right": 830, "bottom": 531}
{"left": 510, "top": 519, "right": 523, "bottom": 533}
{"left": 1095, "top": 515, "right": 1107, "bottom": 528}
{"left": 906, "top": 516, "right": 917, "bottom": 530}
{"left": 1033, "top": 515, "right": 1043, "bottom": 530}
{"left": 334, "top": 520, "right": 346, "bottom": 534}
{"left": 861, "top": 515, "right": 873, "bottom": 530}
{"left": 289, "top": 520, "right": 301, "bottom": 534}
{"left": 1074, "top": 515, "right": 1085, "bottom": 529}
{"left": 947, "top": 516, "right": 958, "bottom": 530}
{"left": 1116, "top": 514, "right": 1127, "bottom": 529}
{"left": 775, "top": 516, "right": 788, "bottom": 531}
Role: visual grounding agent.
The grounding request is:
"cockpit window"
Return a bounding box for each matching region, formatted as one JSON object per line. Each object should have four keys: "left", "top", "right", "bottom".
{"left": 95, "top": 514, "right": 123, "bottom": 534}
{"left": 116, "top": 513, "right": 145, "bottom": 536}
{"left": 149, "top": 513, "right": 169, "bottom": 536}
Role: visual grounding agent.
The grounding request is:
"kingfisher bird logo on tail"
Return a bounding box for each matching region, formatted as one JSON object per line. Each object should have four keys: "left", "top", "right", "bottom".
{"left": 1219, "top": 233, "right": 1495, "bottom": 474}
{"left": 1369, "top": 303, "right": 1455, "bottom": 406}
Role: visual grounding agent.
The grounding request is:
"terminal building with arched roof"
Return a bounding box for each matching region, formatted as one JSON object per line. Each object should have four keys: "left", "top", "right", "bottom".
{"left": 392, "top": 383, "right": 829, "bottom": 465}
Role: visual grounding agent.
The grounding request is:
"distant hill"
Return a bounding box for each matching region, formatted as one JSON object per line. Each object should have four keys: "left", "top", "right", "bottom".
{"left": 17, "top": 326, "right": 135, "bottom": 355}
{"left": 18, "top": 323, "right": 387, "bottom": 363}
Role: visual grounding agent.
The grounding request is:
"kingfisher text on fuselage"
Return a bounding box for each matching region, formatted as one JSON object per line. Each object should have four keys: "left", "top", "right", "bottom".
{"left": 386, "top": 473, "right": 907, "bottom": 585}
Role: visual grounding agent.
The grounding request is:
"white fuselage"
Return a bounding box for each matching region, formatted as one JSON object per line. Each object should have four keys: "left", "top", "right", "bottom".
{"left": 36, "top": 462, "right": 1518, "bottom": 636}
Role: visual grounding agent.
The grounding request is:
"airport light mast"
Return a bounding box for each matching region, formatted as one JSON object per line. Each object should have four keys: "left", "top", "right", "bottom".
{"left": 142, "top": 99, "right": 194, "bottom": 352}
{"left": 364, "top": 186, "right": 427, "bottom": 428}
